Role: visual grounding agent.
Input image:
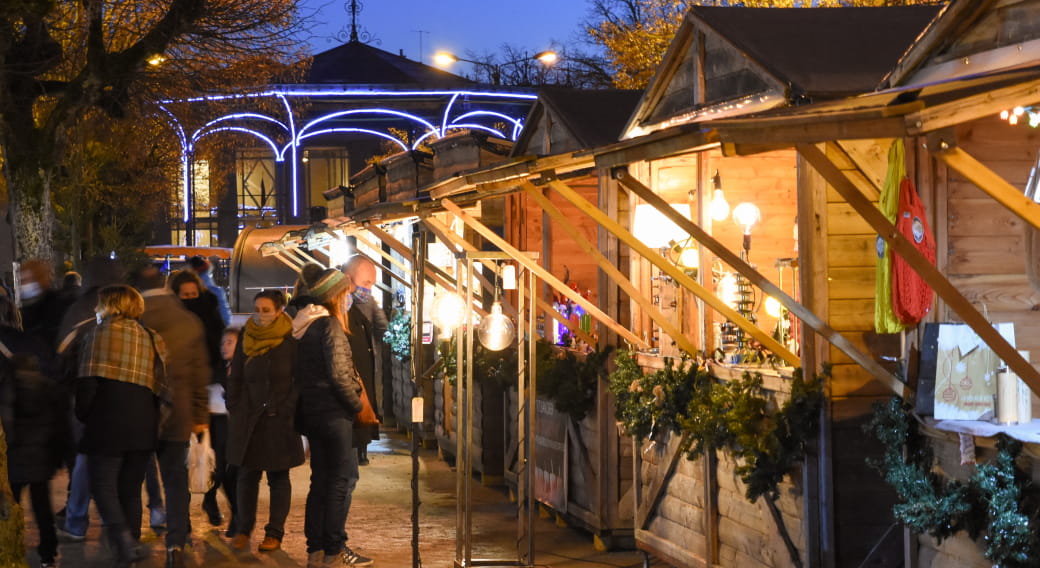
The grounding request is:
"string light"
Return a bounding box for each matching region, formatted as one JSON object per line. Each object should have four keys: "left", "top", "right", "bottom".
{"left": 999, "top": 106, "right": 1040, "bottom": 128}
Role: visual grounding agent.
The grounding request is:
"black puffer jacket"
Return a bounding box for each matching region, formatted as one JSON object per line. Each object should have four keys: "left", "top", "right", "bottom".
{"left": 293, "top": 314, "right": 363, "bottom": 434}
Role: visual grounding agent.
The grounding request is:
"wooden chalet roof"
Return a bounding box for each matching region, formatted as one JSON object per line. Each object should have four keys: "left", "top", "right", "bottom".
{"left": 624, "top": 5, "right": 941, "bottom": 137}
{"left": 512, "top": 88, "right": 644, "bottom": 154}
{"left": 692, "top": 6, "right": 940, "bottom": 98}
{"left": 885, "top": 0, "right": 1040, "bottom": 87}
{"left": 304, "top": 40, "right": 473, "bottom": 87}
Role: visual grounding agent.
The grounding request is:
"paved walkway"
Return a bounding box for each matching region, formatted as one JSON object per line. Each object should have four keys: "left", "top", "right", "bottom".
{"left": 19, "top": 431, "right": 658, "bottom": 567}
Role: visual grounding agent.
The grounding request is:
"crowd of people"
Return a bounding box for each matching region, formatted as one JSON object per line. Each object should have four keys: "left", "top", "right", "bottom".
{"left": 0, "top": 254, "right": 388, "bottom": 568}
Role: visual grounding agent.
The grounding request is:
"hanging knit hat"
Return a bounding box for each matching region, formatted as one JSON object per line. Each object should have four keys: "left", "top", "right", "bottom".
{"left": 299, "top": 262, "right": 351, "bottom": 304}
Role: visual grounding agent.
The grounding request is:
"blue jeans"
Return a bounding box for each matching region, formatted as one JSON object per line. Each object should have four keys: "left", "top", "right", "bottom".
{"left": 64, "top": 453, "right": 91, "bottom": 536}
{"left": 156, "top": 440, "right": 190, "bottom": 548}
{"left": 304, "top": 416, "right": 358, "bottom": 556}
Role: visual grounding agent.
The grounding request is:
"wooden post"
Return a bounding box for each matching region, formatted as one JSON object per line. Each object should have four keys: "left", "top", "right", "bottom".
{"left": 441, "top": 198, "right": 648, "bottom": 349}
{"left": 545, "top": 179, "right": 800, "bottom": 366}
{"left": 522, "top": 182, "right": 699, "bottom": 355}
{"left": 798, "top": 142, "right": 1040, "bottom": 396}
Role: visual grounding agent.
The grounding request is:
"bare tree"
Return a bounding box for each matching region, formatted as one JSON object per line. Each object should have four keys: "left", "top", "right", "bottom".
{"left": 0, "top": 0, "right": 307, "bottom": 263}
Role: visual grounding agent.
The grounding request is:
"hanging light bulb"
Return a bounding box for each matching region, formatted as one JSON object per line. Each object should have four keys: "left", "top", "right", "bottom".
{"left": 732, "top": 202, "right": 761, "bottom": 234}
{"left": 478, "top": 301, "right": 515, "bottom": 351}
{"left": 677, "top": 246, "right": 699, "bottom": 270}
{"left": 718, "top": 273, "right": 739, "bottom": 309}
{"left": 710, "top": 170, "right": 729, "bottom": 222}
{"left": 432, "top": 292, "right": 464, "bottom": 332}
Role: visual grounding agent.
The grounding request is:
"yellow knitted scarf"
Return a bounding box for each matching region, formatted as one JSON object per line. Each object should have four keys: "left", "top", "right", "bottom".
{"left": 242, "top": 312, "right": 292, "bottom": 357}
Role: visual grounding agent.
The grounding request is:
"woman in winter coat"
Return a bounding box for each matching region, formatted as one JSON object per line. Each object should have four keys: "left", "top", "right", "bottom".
{"left": 292, "top": 263, "right": 373, "bottom": 567}
{"left": 227, "top": 289, "right": 303, "bottom": 553}
{"left": 169, "top": 269, "right": 235, "bottom": 529}
{"left": 76, "top": 285, "right": 168, "bottom": 567}
{"left": 0, "top": 295, "right": 64, "bottom": 567}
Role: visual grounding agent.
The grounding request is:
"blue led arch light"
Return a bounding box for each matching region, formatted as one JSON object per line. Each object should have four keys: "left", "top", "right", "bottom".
{"left": 443, "top": 124, "right": 512, "bottom": 139}
{"left": 298, "top": 108, "right": 441, "bottom": 141}
{"left": 159, "top": 89, "right": 538, "bottom": 104}
{"left": 294, "top": 128, "right": 409, "bottom": 153}
{"left": 277, "top": 94, "right": 300, "bottom": 218}
{"left": 193, "top": 127, "right": 285, "bottom": 160}
{"left": 441, "top": 92, "right": 460, "bottom": 138}
{"left": 450, "top": 110, "right": 523, "bottom": 131}
{"left": 195, "top": 113, "right": 289, "bottom": 137}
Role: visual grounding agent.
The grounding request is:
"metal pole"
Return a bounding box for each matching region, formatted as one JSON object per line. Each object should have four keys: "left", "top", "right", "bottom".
{"left": 526, "top": 266, "right": 537, "bottom": 565}
{"left": 412, "top": 229, "right": 427, "bottom": 568}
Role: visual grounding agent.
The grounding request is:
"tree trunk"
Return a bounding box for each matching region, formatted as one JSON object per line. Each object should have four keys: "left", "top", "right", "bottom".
{"left": 0, "top": 423, "right": 29, "bottom": 568}
{"left": 5, "top": 165, "right": 56, "bottom": 264}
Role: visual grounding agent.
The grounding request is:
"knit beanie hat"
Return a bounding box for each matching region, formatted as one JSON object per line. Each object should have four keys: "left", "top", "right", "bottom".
{"left": 299, "top": 263, "right": 350, "bottom": 304}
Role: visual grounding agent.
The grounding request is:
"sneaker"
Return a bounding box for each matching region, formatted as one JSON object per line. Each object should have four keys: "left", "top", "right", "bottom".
{"left": 325, "top": 546, "right": 373, "bottom": 566}
{"left": 307, "top": 551, "right": 324, "bottom": 568}
{"left": 55, "top": 527, "right": 86, "bottom": 542}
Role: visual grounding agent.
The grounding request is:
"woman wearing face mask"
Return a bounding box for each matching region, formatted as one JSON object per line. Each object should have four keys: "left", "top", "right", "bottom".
{"left": 226, "top": 290, "right": 303, "bottom": 553}
{"left": 292, "top": 263, "right": 372, "bottom": 567}
{"left": 168, "top": 269, "right": 231, "bottom": 527}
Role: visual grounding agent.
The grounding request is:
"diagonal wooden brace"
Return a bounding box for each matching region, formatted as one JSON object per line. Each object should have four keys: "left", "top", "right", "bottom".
{"left": 545, "top": 179, "right": 799, "bottom": 367}
{"left": 441, "top": 198, "right": 647, "bottom": 349}
{"left": 614, "top": 169, "right": 901, "bottom": 392}
{"left": 800, "top": 142, "right": 1040, "bottom": 397}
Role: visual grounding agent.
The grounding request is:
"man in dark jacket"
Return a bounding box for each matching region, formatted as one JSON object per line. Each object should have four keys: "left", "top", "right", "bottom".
{"left": 342, "top": 255, "right": 388, "bottom": 465}
{"left": 135, "top": 267, "right": 210, "bottom": 568}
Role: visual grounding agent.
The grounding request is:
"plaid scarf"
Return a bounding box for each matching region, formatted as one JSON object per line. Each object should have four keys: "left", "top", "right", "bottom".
{"left": 79, "top": 317, "right": 168, "bottom": 394}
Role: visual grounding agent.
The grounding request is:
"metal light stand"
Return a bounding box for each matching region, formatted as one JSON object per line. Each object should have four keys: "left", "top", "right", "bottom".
{"left": 411, "top": 230, "right": 427, "bottom": 568}
{"left": 455, "top": 251, "right": 537, "bottom": 568}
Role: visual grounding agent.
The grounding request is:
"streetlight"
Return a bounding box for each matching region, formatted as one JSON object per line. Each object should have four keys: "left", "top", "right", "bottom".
{"left": 433, "top": 49, "right": 558, "bottom": 85}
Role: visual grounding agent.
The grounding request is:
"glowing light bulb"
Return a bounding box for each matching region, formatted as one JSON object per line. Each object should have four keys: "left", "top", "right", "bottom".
{"left": 1001, "top": 109, "right": 1010, "bottom": 120}
{"left": 432, "top": 293, "right": 463, "bottom": 331}
{"left": 677, "top": 247, "right": 699, "bottom": 270}
{"left": 710, "top": 189, "right": 730, "bottom": 221}
{"left": 764, "top": 296, "right": 784, "bottom": 318}
{"left": 732, "top": 202, "right": 761, "bottom": 234}
{"left": 1014, "top": 106, "right": 1026, "bottom": 116}
{"left": 1010, "top": 114, "right": 1020, "bottom": 125}
{"left": 477, "top": 302, "right": 515, "bottom": 351}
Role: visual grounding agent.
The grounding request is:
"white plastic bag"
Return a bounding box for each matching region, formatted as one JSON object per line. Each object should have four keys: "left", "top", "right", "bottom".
{"left": 188, "top": 430, "right": 216, "bottom": 494}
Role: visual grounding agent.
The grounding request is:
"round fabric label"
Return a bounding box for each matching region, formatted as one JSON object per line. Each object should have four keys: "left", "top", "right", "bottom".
{"left": 912, "top": 217, "right": 925, "bottom": 244}
{"left": 876, "top": 235, "right": 886, "bottom": 259}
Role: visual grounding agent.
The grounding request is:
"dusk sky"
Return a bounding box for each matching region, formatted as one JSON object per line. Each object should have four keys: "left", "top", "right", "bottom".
{"left": 299, "top": 0, "right": 594, "bottom": 66}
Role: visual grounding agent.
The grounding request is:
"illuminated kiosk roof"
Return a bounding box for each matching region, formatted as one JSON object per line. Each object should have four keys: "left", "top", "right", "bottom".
{"left": 160, "top": 40, "right": 538, "bottom": 221}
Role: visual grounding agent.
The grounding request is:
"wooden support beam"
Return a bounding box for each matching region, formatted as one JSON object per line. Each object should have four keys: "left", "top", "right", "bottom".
{"left": 799, "top": 142, "right": 1040, "bottom": 396}
{"left": 347, "top": 229, "right": 411, "bottom": 273}
{"left": 905, "top": 76, "right": 1040, "bottom": 136}
{"left": 423, "top": 216, "right": 595, "bottom": 346}
{"left": 361, "top": 222, "right": 489, "bottom": 318}
{"left": 931, "top": 144, "right": 1040, "bottom": 233}
{"left": 420, "top": 216, "right": 519, "bottom": 319}
{"left": 522, "top": 182, "right": 699, "bottom": 355}
{"left": 547, "top": 179, "right": 800, "bottom": 367}
{"left": 615, "top": 170, "right": 899, "bottom": 390}
{"left": 441, "top": 198, "right": 647, "bottom": 349}
{"left": 636, "top": 433, "right": 690, "bottom": 530}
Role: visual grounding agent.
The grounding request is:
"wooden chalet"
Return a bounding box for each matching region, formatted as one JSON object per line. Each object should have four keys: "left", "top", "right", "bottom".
{"left": 253, "top": 0, "right": 1040, "bottom": 566}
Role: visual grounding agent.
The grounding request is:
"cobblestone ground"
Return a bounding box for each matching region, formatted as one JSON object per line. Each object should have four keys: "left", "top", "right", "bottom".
{"left": 18, "top": 431, "right": 656, "bottom": 567}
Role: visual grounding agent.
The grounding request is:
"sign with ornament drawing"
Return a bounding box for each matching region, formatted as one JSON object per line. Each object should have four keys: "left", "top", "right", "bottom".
{"left": 934, "top": 323, "right": 1015, "bottom": 420}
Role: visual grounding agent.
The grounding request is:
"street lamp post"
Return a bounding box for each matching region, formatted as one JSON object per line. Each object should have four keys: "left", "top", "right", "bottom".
{"left": 433, "top": 50, "right": 558, "bottom": 85}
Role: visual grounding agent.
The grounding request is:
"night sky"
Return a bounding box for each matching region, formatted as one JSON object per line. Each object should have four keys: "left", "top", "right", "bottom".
{"left": 299, "top": 0, "right": 592, "bottom": 65}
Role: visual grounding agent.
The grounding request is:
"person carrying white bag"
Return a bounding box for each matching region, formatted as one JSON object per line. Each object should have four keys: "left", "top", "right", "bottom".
{"left": 188, "top": 429, "right": 216, "bottom": 494}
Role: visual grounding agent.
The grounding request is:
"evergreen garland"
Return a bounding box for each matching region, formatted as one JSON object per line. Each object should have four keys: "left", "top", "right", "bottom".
{"left": 607, "top": 351, "right": 824, "bottom": 568}
{"left": 383, "top": 310, "right": 412, "bottom": 360}
{"left": 537, "top": 342, "right": 613, "bottom": 422}
{"left": 866, "top": 399, "right": 1040, "bottom": 567}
